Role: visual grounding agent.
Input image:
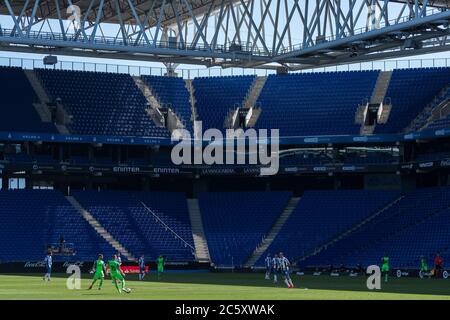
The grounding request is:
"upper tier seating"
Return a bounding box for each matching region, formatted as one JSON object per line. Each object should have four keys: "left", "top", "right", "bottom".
{"left": 0, "top": 67, "right": 56, "bottom": 133}
{"left": 199, "top": 191, "right": 292, "bottom": 266}
{"left": 375, "top": 68, "right": 450, "bottom": 134}
{"left": 257, "top": 189, "right": 400, "bottom": 265}
{"left": 255, "top": 71, "right": 379, "bottom": 136}
{"left": 36, "top": 69, "right": 170, "bottom": 137}
{"left": 72, "top": 191, "right": 195, "bottom": 260}
{"left": 193, "top": 76, "right": 256, "bottom": 131}
{"left": 141, "top": 76, "right": 193, "bottom": 132}
{"left": 0, "top": 190, "right": 114, "bottom": 262}
{"left": 304, "top": 186, "right": 450, "bottom": 268}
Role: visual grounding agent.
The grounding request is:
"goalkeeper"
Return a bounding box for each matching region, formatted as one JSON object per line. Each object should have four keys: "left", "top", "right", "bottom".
{"left": 108, "top": 254, "right": 128, "bottom": 293}
{"left": 88, "top": 254, "right": 106, "bottom": 290}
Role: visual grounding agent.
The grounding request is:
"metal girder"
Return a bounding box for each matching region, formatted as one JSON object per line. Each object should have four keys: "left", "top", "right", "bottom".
{"left": 0, "top": 0, "right": 448, "bottom": 70}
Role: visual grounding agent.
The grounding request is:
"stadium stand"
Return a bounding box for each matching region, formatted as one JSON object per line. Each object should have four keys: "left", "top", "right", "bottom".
{"left": 0, "top": 67, "right": 56, "bottom": 133}
{"left": 193, "top": 75, "right": 256, "bottom": 131}
{"left": 375, "top": 68, "right": 450, "bottom": 134}
{"left": 426, "top": 116, "right": 450, "bottom": 131}
{"left": 257, "top": 189, "right": 400, "bottom": 265}
{"left": 72, "top": 191, "right": 195, "bottom": 260}
{"left": 35, "top": 69, "right": 170, "bottom": 137}
{"left": 408, "top": 86, "right": 450, "bottom": 132}
{"left": 0, "top": 190, "right": 114, "bottom": 262}
{"left": 1, "top": 67, "right": 449, "bottom": 138}
{"left": 255, "top": 71, "right": 379, "bottom": 136}
{"left": 141, "top": 75, "right": 193, "bottom": 132}
{"left": 304, "top": 186, "right": 450, "bottom": 268}
{"left": 198, "top": 191, "right": 292, "bottom": 266}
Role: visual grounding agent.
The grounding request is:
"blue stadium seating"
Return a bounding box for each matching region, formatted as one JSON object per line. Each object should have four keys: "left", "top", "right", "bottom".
{"left": 304, "top": 186, "right": 450, "bottom": 268}
{"left": 199, "top": 191, "right": 292, "bottom": 266}
{"left": 423, "top": 86, "right": 450, "bottom": 130}
{"left": 256, "top": 71, "right": 379, "bottom": 136}
{"left": 0, "top": 67, "right": 56, "bottom": 133}
{"left": 0, "top": 190, "right": 114, "bottom": 262}
{"left": 375, "top": 68, "right": 450, "bottom": 133}
{"left": 407, "top": 87, "right": 450, "bottom": 132}
{"left": 426, "top": 116, "right": 450, "bottom": 131}
{"left": 257, "top": 189, "right": 400, "bottom": 265}
{"left": 72, "top": 191, "right": 195, "bottom": 260}
{"left": 193, "top": 76, "right": 256, "bottom": 131}
{"left": 1, "top": 67, "right": 450, "bottom": 138}
{"left": 141, "top": 76, "right": 193, "bottom": 132}
{"left": 35, "top": 69, "right": 170, "bottom": 137}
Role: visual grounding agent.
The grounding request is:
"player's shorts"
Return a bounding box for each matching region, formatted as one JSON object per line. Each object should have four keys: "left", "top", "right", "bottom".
{"left": 381, "top": 265, "right": 389, "bottom": 272}
{"left": 271, "top": 267, "right": 277, "bottom": 274}
{"left": 140, "top": 267, "right": 146, "bottom": 273}
{"left": 94, "top": 272, "right": 104, "bottom": 279}
{"left": 281, "top": 269, "right": 289, "bottom": 277}
{"left": 158, "top": 265, "right": 164, "bottom": 273}
{"left": 46, "top": 266, "right": 52, "bottom": 274}
{"left": 111, "top": 272, "right": 124, "bottom": 281}
{"left": 435, "top": 265, "right": 443, "bottom": 271}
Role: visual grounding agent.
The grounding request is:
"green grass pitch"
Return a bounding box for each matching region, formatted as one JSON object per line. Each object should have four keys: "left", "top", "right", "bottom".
{"left": 1, "top": 273, "right": 450, "bottom": 300}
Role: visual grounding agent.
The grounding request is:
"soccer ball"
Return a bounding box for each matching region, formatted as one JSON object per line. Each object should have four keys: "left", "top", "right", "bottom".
{"left": 123, "top": 287, "right": 132, "bottom": 294}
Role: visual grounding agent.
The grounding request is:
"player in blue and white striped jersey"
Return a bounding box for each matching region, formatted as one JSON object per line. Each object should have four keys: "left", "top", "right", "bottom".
{"left": 272, "top": 253, "right": 280, "bottom": 284}
{"left": 138, "top": 254, "right": 146, "bottom": 281}
{"left": 264, "top": 253, "right": 272, "bottom": 280}
{"left": 279, "top": 252, "right": 294, "bottom": 288}
{"left": 43, "top": 251, "right": 53, "bottom": 282}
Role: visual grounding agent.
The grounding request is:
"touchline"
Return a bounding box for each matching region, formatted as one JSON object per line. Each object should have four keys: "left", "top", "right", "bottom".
{"left": 170, "top": 121, "right": 280, "bottom": 176}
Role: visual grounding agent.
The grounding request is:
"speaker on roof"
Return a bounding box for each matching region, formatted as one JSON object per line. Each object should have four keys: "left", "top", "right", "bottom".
{"left": 276, "top": 66, "right": 289, "bottom": 75}
{"left": 404, "top": 39, "right": 423, "bottom": 50}
{"left": 43, "top": 55, "right": 58, "bottom": 65}
{"left": 229, "top": 43, "right": 243, "bottom": 52}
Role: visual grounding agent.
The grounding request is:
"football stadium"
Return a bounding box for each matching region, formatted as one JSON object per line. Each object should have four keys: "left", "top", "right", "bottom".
{"left": 0, "top": 0, "right": 450, "bottom": 303}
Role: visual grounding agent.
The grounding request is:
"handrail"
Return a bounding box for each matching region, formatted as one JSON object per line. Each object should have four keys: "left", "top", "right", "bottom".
{"left": 138, "top": 200, "right": 196, "bottom": 252}
{"left": 1, "top": 55, "right": 449, "bottom": 79}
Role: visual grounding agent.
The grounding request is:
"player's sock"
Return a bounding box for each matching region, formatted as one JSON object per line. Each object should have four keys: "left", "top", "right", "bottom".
{"left": 121, "top": 279, "right": 126, "bottom": 291}
{"left": 113, "top": 280, "right": 121, "bottom": 293}
{"left": 284, "top": 279, "right": 290, "bottom": 287}
{"left": 99, "top": 278, "right": 103, "bottom": 289}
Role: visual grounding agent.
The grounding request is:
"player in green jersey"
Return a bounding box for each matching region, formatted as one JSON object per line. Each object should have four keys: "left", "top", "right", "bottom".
{"left": 420, "top": 256, "right": 430, "bottom": 278}
{"left": 381, "top": 255, "right": 389, "bottom": 283}
{"left": 108, "top": 254, "right": 129, "bottom": 293}
{"left": 157, "top": 255, "right": 165, "bottom": 279}
{"left": 88, "top": 254, "right": 106, "bottom": 290}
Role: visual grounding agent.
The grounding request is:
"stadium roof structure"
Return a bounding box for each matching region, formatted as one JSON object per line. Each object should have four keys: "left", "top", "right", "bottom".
{"left": 0, "top": 0, "right": 449, "bottom": 70}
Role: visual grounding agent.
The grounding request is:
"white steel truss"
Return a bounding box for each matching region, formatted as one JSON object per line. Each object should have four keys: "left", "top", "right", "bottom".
{"left": 0, "top": 0, "right": 448, "bottom": 70}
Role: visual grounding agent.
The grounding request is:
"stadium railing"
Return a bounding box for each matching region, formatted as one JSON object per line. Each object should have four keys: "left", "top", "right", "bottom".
{"left": 0, "top": 56, "right": 449, "bottom": 79}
